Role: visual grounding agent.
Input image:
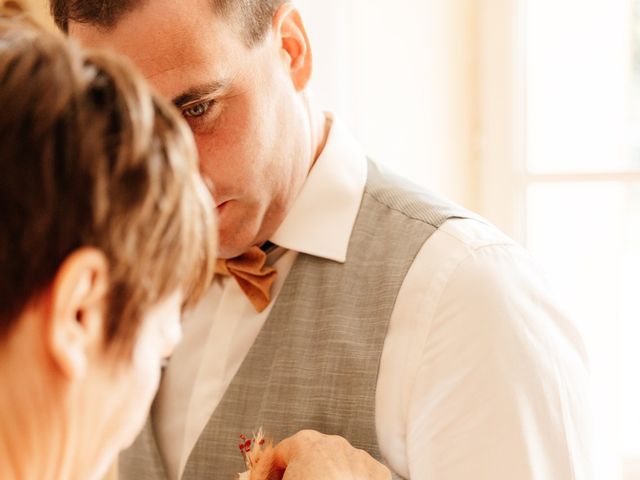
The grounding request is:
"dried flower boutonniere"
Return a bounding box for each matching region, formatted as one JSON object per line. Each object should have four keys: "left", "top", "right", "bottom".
{"left": 237, "top": 428, "right": 278, "bottom": 480}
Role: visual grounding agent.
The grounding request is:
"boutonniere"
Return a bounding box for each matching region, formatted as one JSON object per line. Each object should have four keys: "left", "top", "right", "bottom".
{"left": 237, "top": 428, "right": 277, "bottom": 480}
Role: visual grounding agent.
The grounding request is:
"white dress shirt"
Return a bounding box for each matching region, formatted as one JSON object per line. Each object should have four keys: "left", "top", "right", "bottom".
{"left": 154, "top": 115, "right": 590, "bottom": 480}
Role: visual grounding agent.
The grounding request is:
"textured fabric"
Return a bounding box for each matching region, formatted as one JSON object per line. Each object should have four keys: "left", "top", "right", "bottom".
{"left": 119, "top": 416, "right": 167, "bottom": 479}
{"left": 120, "top": 160, "right": 468, "bottom": 480}
{"left": 179, "top": 161, "right": 467, "bottom": 480}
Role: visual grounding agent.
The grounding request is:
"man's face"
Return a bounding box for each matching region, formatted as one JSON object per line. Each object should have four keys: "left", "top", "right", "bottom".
{"left": 71, "top": 0, "right": 313, "bottom": 258}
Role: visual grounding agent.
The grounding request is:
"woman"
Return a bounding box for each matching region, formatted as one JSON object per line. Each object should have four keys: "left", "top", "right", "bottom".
{"left": 0, "top": 13, "right": 389, "bottom": 480}
{"left": 0, "top": 10, "right": 217, "bottom": 480}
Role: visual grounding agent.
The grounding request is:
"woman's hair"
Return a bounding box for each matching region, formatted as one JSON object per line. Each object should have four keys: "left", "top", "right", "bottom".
{"left": 0, "top": 12, "right": 217, "bottom": 354}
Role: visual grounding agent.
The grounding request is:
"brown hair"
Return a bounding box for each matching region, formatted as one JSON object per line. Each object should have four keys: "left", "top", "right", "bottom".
{"left": 0, "top": 12, "right": 217, "bottom": 352}
{"left": 50, "top": 0, "right": 286, "bottom": 46}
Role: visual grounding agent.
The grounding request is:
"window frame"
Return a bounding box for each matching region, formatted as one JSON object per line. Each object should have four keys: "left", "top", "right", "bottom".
{"left": 479, "top": 1, "right": 640, "bottom": 479}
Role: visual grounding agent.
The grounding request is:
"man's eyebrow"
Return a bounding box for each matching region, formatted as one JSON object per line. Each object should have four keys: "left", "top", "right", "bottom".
{"left": 171, "top": 81, "right": 228, "bottom": 108}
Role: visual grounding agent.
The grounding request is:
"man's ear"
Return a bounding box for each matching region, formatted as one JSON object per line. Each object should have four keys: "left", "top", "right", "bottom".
{"left": 46, "top": 248, "right": 109, "bottom": 381}
{"left": 273, "top": 4, "right": 313, "bottom": 92}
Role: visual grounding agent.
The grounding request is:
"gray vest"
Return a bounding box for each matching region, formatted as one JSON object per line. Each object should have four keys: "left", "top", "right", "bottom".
{"left": 120, "top": 160, "right": 469, "bottom": 480}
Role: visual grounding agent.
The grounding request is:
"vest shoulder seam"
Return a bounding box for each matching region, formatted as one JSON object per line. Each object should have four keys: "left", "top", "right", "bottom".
{"left": 363, "top": 188, "right": 449, "bottom": 228}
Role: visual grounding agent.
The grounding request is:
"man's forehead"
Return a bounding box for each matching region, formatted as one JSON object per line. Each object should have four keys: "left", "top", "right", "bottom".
{"left": 69, "top": 0, "right": 239, "bottom": 99}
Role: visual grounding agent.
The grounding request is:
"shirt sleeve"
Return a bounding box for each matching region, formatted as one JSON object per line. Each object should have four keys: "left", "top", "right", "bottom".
{"left": 402, "top": 240, "right": 591, "bottom": 480}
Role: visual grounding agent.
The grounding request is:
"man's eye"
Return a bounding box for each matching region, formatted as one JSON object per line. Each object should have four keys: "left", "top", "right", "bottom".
{"left": 183, "top": 101, "right": 212, "bottom": 118}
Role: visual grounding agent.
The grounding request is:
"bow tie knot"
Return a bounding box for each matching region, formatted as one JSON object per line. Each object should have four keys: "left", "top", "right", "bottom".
{"left": 215, "top": 245, "right": 277, "bottom": 312}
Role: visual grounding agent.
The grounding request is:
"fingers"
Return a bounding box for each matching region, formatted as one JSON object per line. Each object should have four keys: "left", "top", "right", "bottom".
{"left": 270, "top": 429, "right": 321, "bottom": 470}
{"left": 247, "top": 445, "right": 282, "bottom": 480}
{"left": 270, "top": 430, "right": 392, "bottom": 480}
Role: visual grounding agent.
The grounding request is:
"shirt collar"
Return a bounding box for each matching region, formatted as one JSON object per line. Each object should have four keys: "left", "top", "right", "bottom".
{"left": 270, "top": 114, "right": 367, "bottom": 263}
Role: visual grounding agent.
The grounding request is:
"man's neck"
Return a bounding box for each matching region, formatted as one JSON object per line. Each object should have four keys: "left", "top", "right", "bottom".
{"left": 305, "top": 93, "right": 332, "bottom": 171}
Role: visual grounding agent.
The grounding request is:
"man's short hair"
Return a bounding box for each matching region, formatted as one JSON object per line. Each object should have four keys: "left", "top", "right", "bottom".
{"left": 0, "top": 13, "right": 217, "bottom": 353}
{"left": 50, "top": 0, "right": 286, "bottom": 46}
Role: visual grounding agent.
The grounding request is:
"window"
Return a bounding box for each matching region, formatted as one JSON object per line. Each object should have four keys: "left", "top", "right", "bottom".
{"left": 482, "top": 1, "right": 640, "bottom": 478}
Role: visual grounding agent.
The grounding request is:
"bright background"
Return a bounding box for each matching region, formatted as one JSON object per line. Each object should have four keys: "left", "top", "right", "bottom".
{"left": 6, "top": 0, "right": 640, "bottom": 479}
{"left": 296, "top": 1, "right": 640, "bottom": 479}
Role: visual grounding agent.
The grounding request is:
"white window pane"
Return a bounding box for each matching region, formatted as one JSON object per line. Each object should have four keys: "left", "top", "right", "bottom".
{"left": 526, "top": 182, "right": 640, "bottom": 480}
{"left": 525, "top": 0, "right": 635, "bottom": 173}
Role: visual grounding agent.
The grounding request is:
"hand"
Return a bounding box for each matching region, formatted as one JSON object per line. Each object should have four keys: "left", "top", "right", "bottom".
{"left": 253, "top": 429, "right": 391, "bottom": 480}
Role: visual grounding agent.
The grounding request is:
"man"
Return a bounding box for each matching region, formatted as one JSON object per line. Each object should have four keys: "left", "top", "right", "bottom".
{"left": 52, "top": 1, "right": 591, "bottom": 478}
{"left": 1, "top": 7, "right": 389, "bottom": 480}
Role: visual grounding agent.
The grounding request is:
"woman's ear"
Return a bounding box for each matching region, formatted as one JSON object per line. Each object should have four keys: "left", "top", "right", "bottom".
{"left": 273, "top": 4, "right": 313, "bottom": 92}
{"left": 46, "top": 248, "right": 109, "bottom": 381}
{"left": 1, "top": 1, "right": 26, "bottom": 13}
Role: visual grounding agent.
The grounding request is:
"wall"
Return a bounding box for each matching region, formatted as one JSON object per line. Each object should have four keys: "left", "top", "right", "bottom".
{"left": 295, "top": 0, "right": 480, "bottom": 209}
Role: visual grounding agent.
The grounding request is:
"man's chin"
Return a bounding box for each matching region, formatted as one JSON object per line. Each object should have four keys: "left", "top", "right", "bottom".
{"left": 217, "top": 211, "right": 267, "bottom": 258}
{"left": 217, "top": 238, "right": 258, "bottom": 259}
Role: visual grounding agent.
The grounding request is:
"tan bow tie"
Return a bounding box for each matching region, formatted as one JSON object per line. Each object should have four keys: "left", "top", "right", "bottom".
{"left": 215, "top": 245, "right": 277, "bottom": 313}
